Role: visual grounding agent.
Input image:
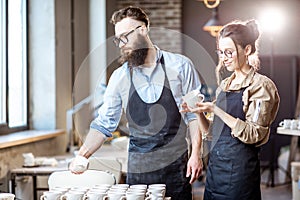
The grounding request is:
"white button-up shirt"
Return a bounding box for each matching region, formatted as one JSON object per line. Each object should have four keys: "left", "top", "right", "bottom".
{"left": 91, "top": 47, "right": 202, "bottom": 137}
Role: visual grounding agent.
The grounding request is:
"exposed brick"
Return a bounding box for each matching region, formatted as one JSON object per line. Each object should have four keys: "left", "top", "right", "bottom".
{"left": 116, "top": 0, "right": 182, "bottom": 53}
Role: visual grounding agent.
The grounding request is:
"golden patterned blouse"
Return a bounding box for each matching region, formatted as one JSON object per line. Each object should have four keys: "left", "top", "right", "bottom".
{"left": 215, "top": 67, "right": 280, "bottom": 146}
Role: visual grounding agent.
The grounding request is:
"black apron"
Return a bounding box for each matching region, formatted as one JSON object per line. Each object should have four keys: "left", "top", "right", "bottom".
{"left": 204, "top": 88, "right": 261, "bottom": 200}
{"left": 125, "top": 55, "right": 192, "bottom": 200}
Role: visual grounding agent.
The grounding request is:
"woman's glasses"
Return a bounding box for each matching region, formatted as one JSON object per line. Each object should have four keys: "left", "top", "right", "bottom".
{"left": 113, "top": 26, "right": 142, "bottom": 47}
{"left": 215, "top": 49, "right": 235, "bottom": 58}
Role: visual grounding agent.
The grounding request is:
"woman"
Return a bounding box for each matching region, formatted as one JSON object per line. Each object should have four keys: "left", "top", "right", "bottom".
{"left": 181, "top": 19, "right": 280, "bottom": 199}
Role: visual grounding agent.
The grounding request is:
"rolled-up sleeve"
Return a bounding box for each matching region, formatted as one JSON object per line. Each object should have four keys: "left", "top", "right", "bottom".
{"left": 90, "top": 71, "right": 123, "bottom": 137}
{"left": 231, "top": 76, "right": 280, "bottom": 146}
{"left": 180, "top": 57, "right": 202, "bottom": 122}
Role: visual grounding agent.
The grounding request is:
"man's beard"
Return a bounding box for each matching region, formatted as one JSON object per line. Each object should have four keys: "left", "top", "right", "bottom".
{"left": 119, "top": 35, "right": 149, "bottom": 67}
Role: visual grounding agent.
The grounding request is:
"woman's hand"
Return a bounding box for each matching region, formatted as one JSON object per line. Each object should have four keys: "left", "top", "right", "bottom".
{"left": 180, "top": 102, "right": 193, "bottom": 113}
{"left": 195, "top": 101, "right": 215, "bottom": 113}
{"left": 181, "top": 101, "right": 215, "bottom": 114}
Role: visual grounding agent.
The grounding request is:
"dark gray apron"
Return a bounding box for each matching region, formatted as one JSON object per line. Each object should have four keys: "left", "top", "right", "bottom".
{"left": 204, "top": 88, "right": 261, "bottom": 200}
{"left": 125, "top": 55, "right": 192, "bottom": 199}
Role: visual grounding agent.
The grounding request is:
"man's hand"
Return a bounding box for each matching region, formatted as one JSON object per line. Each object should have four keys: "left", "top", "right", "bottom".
{"left": 69, "top": 155, "right": 89, "bottom": 174}
{"left": 186, "top": 155, "right": 203, "bottom": 184}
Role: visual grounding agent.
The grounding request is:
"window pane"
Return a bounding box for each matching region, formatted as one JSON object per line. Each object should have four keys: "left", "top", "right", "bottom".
{"left": 0, "top": 0, "right": 6, "bottom": 125}
{"left": 8, "top": 0, "right": 27, "bottom": 127}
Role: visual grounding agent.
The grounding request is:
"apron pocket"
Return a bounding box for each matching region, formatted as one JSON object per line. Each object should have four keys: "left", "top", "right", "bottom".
{"left": 209, "top": 153, "right": 233, "bottom": 194}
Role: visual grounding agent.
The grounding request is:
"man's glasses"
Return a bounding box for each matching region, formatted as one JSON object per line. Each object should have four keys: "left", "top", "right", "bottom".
{"left": 113, "top": 25, "right": 142, "bottom": 47}
{"left": 215, "top": 49, "right": 235, "bottom": 58}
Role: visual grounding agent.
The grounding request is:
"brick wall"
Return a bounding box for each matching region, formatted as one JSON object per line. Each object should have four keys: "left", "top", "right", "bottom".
{"left": 116, "top": 0, "right": 183, "bottom": 53}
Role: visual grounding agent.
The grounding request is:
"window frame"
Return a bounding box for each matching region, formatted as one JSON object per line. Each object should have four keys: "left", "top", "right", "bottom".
{"left": 0, "top": 0, "right": 29, "bottom": 134}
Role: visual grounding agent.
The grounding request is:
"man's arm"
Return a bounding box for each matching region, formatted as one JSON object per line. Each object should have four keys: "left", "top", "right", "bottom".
{"left": 77, "top": 128, "right": 107, "bottom": 158}
{"left": 69, "top": 128, "right": 107, "bottom": 174}
{"left": 186, "top": 119, "right": 203, "bottom": 184}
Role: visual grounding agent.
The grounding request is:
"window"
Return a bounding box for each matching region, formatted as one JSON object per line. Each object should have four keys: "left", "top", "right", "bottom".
{"left": 0, "top": 0, "right": 28, "bottom": 134}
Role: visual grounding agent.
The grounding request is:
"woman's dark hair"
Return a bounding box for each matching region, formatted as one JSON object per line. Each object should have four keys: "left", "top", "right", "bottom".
{"left": 216, "top": 20, "right": 261, "bottom": 84}
{"left": 110, "top": 6, "right": 150, "bottom": 29}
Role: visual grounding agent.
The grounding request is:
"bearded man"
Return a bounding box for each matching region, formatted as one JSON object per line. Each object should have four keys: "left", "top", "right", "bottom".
{"left": 70, "top": 6, "right": 203, "bottom": 200}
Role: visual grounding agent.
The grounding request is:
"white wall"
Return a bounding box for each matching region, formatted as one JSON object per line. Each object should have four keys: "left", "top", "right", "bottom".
{"left": 29, "top": 0, "right": 56, "bottom": 129}
{"left": 89, "top": 0, "right": 107, "bottom": 99}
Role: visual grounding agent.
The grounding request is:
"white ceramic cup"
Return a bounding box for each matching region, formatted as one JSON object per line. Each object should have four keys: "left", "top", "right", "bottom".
{"left": 103, "top": 191, "right": 125, "bottom": 200}
{"left": 110, "top": 184, "right": 129, "bottom": 190}
{"left": 88, "top": 188, "right": 108, "bottom": 193}
{"left": 40, "top": 191, "right": 62, "bottom": 200}
{"left": 126, "top": 188, "right": 146, "bottom": 194}
{"left": 60, "top": 191, "right": 85, "bottom": 200}
{"left": 92, "top": 184, "right": 111, "bottom": 190}
{"left": 122, "top": 191, "right": 145, "bottom": 200}
{"left": 146, "top": 187, "right": 166, "bottom": 199}
{"left": 147, "top": 184, "right": 166, "bottom": 189}
{"left": 145, "top": 193, "right": 164, "bottom": 200}
{"left": 291, "top": 119, "right": 299, "bottom": 130}
{"left": 279, "top": 119, "right": 292, "bottom": 129}
{"left": 0, "top": 193, "right": 15, "bottom": 200}
{"left": 107, "top": 188, "right": 127, "bottom": 194}
{"left": 129, "top": 184, "right": 147, "bottom": 190}
{"left": 182, "top": 90, "right": 204, "bottom": 108}
{"left": 22, "top": 152, "right": 35, "bottom": 166}
{"left": 83, "top": 191, "right": 107, "bottom": 200}
{"left": 50, "top": 186, "right": 70, "bottom": 194}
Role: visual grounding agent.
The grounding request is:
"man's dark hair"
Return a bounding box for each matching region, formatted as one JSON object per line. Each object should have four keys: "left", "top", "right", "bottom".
{"left": 110, "top": 6, "right": 150, "bottom": 28}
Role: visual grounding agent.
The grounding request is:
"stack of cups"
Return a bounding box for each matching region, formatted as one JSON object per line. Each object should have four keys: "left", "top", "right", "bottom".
{"left": 145, "top": 184, "right": 166, "bottom": 200}
{"left": 124, "top": 184, "right": 147, "bottom": 200}
{"left": 279, "top": 119, "right": 300, "bottom": 130}
{"left": 59, "top": 191, "right": 86, "bottom": 200}
{"left": 40, "top": 183, "right": 170, "bottom": 200}
{"left": 41, "top": 186, "right": 70, "bottom": 200}
{"left": 84, "top": 184, "right": 111, "bottom": 200}
{"left": 40, "top": 191, "right": 64, "bottom": 200}
{"left": 22, "top": 153, "right": 35, "bottom": 166}
{"left": 102, "top": 184, "right": 129, "bottom": 200}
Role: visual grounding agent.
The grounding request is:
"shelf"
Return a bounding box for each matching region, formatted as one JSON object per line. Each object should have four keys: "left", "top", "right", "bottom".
{"left": 0, "top": 129, "right": 65, "bottom": 149}
{"left": 277, "top": 127, "right": 300, "bottom": 136}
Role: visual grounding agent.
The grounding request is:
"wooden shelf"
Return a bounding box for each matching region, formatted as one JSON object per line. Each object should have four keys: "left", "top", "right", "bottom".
{"left": 0, "top": 129, "right": 65, "bottom": 149}
{"left": 277, "top": 127, "right": 300, "bottom": 136}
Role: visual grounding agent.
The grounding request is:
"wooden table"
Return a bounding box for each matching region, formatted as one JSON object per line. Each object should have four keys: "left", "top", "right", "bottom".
{"left": 10, "top": 144, "right": 128, "bottom": 200}
{"left": 277, "top": 127, "right": 300, "bottom": 181}
{"left": 10, "top": 156, "right": 70, "bottom": 200}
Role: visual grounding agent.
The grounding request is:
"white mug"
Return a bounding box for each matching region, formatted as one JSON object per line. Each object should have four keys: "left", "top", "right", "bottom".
{"left": 122, "top": 191, "right": 145, "bottom": 200}
{"left": 182, "top": 90, "right": 204, "bottom": 108}
{"left": 147, "top": 184, "right": 166, "bottom": 189}
{"left": 279, "top": 119, "right": 292, "bottom": 129}
{"left": 22, "top": 152, "right": 35, "bottom": 166}
{"left": 40, "top": 191, "right": 62, "bottom": 200}
{"left": 146, "top": 187, "right": 166, "bottom": 199}
{"left": 83, "top": 191, "right": 107, "bottom": 200}
{"left": 60, "top": 191, "right": 85, "bottom": 200}
{"left": 50, "top": 186, "right": 70, "bottom": 194}
{"left": 0, "top": 193, "right": 15, "bottom": 200}
{"left": 126, "top": 188, "right": 146, "bottom": 194}
{"left": 70, "top": 187, "right": 89, "bottom": 193}
{"left": 92, "top": 184, "right": 111, "bottom": 190}
{"left": 103, "top": 191, "right": 125, "bottom": 200}
{"left": 88, "top": 188, "right": 108, "bottom": 193}
{"left": 129, "top": 184, "right": 147, "bottom": 190}
{"left": 291, "top": 119, "right": 299, "bottom": 130}
{"left": 145, "top": 193, "right": 164, "bottom": 200}
{"left": 110, "top": 184, "right": 129, "bottom": 190}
